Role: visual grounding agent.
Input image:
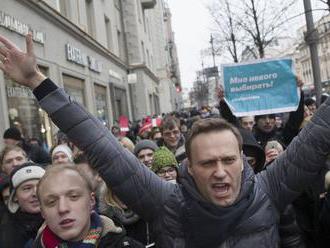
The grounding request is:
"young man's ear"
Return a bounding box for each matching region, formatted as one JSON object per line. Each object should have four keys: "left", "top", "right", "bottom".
{"left": 241, "top": 151, "right": 244, "bottom": 172}
{"left": 185, "top": 159, "right": 194, "bottom": 176}
{"left": 90, "top": 192, "right": 96, "bottom": 211}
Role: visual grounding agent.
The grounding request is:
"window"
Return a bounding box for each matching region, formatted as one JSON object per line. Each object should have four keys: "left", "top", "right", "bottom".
{"left": 136, "top": 0, "right": 142, "bottom": 23}
{"left": 109, "top": 84, "right": 129, "bottom": 121}
{"left": 95, "top": 84, "right": 110, "bottom": 127}
{"left": 117, "top": 29, "right": 125, "bottom": 59}
{"left": 85, "top": 0, "right": 95, "bottom": 37}
{"left": 63, "top": 74, "right": 86, "bottom": 106}
{"left": 149, "top": 94, "right": 153, "bottom": 114}
{"left": 5, "top": 66, "right": 53, "bottom": 147}
{"left": 141, "top": 41, "right": 146, "bottom": 63}
{"left": 104, "top": 15, "right": 113, "bottom": 51}
{"left": 58, "top": 0, "right": 69, "bottom": 17}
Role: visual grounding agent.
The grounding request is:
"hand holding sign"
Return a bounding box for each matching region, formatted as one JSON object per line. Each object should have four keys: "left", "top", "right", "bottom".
{"left": 221, "top": 58, "right": 300, "bottom": 117}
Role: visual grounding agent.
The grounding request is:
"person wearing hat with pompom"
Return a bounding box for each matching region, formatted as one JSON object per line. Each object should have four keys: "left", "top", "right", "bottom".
{"left": 0, "top": 162, "right": 45, "bottom": 248}
{"left": 152, "top": 146, "right": 178, "bottom": 183}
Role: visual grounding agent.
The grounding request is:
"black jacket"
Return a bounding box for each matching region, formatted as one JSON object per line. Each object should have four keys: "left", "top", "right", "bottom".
{"left": 34, "top": 79, "right": 330, "bottom": 247}
{"left": 0, "top": 210, "right": 43, "bottom": 248}
{"left": 219, "top": 91, "right": 305, "bottom": 148}
{"left": 102, "top": 206, "right": 156, "bottom": 246}
{"left": 21, "top": 140, "right": 51, "bottom": 166}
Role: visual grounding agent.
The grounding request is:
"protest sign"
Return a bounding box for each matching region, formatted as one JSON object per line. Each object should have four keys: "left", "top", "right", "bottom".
{"left": 221, "top": 58, "right": 300, "bottom": 117}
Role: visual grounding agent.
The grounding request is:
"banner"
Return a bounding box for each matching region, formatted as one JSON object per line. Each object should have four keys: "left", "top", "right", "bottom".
{"left": 221, "top": 58, "right": 300, "bottom": 117}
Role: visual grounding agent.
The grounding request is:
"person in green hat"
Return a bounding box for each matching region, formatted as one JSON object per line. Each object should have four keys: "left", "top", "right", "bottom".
{"left": 152, "top": 146, "right": 178, "bottom": 183}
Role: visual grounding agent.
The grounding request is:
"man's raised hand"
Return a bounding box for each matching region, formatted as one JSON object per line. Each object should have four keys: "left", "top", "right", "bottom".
{"left": 0, "top": 33, "right": 46, "bottom": 89}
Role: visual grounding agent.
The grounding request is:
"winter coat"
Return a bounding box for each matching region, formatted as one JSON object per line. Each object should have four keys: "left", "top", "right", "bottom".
{"left": 102, "top": 206, "right": 156, "bottom": 246}
{"left": 21, "top": 140, "right": 51, "bottom": 166}
{"left": 0, "top": 210, "right": 43, "bottom": 248}
{"left": 34, "top": 78, "right": 330, "bottom": 248}
{"left": 33, "top": 215, "right": 145, "bottom": 248}
{"left": 219, "top": 92, "right": 305, "bottom": 148}
{"left": 279, "top": 205, "right": 306, "bottom": 248}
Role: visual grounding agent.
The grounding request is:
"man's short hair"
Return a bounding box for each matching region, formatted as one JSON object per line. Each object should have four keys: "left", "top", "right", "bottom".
{"left": 161, "top": 116, "right": 181, "bottom": 133}
{"left": 255, "top": 114, "right": 276, "bottom": 122}
{"left": 74, "top": 153, "right": 98, "bottom": 177}
{"left": 37, "top": 164, "right": 93, "bottom": 201}
{"left": 304, "top": 98, "right": 316, "bottom": 106}
{"left": 185, "top": 118, "right": 243, "bottom": 161}
{"left": 0, "top": 145, "right": 27, "bottom": 166}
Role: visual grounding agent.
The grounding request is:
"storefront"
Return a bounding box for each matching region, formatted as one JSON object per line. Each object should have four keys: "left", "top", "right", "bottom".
{"left": 94, "top": 84, "right": 110, "bottom": 127}
{"left": 4, "top": 62, "right": 53, "bottom": 149}
{"left": 0, "top": 6, "right": 128, "bottom": 151}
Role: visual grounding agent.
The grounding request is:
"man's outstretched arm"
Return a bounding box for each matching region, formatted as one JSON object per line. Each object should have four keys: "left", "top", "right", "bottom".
{"left": 258, "top": 97, "right": 330, "bottom": 211}
{"left": 0, "top": 34, "right": 173, "bottom": 221}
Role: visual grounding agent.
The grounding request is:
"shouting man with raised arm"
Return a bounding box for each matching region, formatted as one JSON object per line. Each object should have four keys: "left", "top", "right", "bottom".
{"left": 1, "top": 34, "right": 330, "bottom": 248}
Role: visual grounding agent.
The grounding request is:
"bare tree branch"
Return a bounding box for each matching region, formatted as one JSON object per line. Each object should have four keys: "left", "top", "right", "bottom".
{"left": 319, "top": 0, "right": 330, "bottom": 12}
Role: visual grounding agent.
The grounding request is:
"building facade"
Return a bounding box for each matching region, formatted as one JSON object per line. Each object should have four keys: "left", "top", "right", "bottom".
{"left": 0, "top": 0, "right": 181, "bottom": 149}
{"left": 295, "top": 14, "right": 330, "bottom": 93}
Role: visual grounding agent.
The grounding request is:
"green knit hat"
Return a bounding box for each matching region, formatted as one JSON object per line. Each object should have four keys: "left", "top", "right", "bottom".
{"left": 152, "top": 146, "right": 178, "bottom": 173}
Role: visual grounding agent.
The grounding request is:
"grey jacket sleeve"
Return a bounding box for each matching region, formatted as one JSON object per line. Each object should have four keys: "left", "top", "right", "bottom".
{"left": 258, "top": 97, "right": 330, "bottom": 211}
{"left": 39, "top": 87, "right": 175, "bottom": 221}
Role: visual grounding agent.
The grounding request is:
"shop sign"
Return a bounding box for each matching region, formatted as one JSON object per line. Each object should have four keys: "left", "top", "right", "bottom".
{"left": 66, "top": 43, "right": 87, "bottom": 67}
{"left": 66, "top": 43, "right": 102, "bottom": 73}
{"left": 0, "top": 11, "right": 45, "bottom": 44}
{"left": 88, "top": 56, "right": 102, "bottom": 73}
{"left": 109, "top": 69, "right": 121, "bottom": 80}
{"left": 6, "top": 86, "right": 34, "bottom": 99}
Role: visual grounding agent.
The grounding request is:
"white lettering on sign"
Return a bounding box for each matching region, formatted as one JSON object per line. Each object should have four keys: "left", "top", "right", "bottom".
{"left": 0, "top": 11, "right": 45, "bottom": 44}
{"left": 66, "top": 44, "right": 87, "bottom": 67}
{"left": 88, "top": 56, "right": 102, "bottom": 73}
{"left": 6, "top": 86, "right": 35, "bottom": 99}
{"left": 65, "top": 44, "right": 102, "bottom": 73}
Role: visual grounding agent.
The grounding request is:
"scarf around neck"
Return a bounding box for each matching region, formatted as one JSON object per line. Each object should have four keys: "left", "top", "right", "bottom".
{"left": 179, "top": 161, "right": 255, "bottom": 248}
{"left": 41, "top": 211, "right": 103, "bottom": 248}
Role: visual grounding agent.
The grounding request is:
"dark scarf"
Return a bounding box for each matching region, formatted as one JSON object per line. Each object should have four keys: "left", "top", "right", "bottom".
{"left": 179, "top": 162, "right": 255, "bottom": 248}
{"left": 41, "top": 211, "right": 102, "bottom": 248}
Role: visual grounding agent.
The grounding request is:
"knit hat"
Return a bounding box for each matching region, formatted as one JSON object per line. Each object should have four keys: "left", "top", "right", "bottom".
{"left": 52, "top": 144, "right": 73, "bottom": 162}
{"left": 3, "top": 127, "right": 22, "bottom": 141}
{"left": 8, "top": 163, "right": 45, "bottom": 213}
{"left": 134, "top": 140, "right": 159, "bottom": 155}
{"left": 152, "top": 146, "right": 178, "bottom": 173}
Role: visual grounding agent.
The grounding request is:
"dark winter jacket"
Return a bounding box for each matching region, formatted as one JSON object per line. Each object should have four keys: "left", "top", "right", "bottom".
{"left": 102, "top": 206, "right": 156, "bottom": 246}
{"left": 34, "top": 78, "right": 330, "bottom": 247}
{"left": 279, "top": 205, "right": 306, "bottom": 248}
{"left": 21, "top": 140, "right": 51, "bottom": 166}
{"left": 33, "top": 215, "right": 144, "bottom": 248}
{"left": 219, "top": 91, "right": 305, "bottom": 148}
{"left": 0, "top": 210, "right": 43, "bottom": 248}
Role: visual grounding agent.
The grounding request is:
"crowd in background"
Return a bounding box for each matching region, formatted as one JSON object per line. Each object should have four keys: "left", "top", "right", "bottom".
{"left": 1, "top": 90, "right": 330, "bottom": 247}
{"left": 2, "top": 33, "right": 330, "bottom": 248}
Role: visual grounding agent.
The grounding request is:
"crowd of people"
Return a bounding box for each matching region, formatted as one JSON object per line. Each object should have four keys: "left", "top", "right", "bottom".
{"left": 1, "top": 34, "right": 330, "bottom": 248}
